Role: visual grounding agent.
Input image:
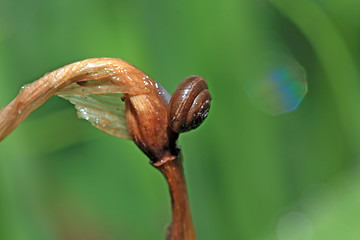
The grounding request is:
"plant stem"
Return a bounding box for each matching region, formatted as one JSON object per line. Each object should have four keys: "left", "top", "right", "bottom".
{"left": 156, "top": 153, "right": 196, "bottom": 240}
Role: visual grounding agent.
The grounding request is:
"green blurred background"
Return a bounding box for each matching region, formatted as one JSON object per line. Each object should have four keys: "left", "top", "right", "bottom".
{"left": 1, "top": 0, "right": 360, "bottom": 239}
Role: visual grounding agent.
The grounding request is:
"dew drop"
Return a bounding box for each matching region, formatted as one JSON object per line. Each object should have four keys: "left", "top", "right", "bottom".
{"left": 21, "top": 84, "right": 29, "bottom": 91}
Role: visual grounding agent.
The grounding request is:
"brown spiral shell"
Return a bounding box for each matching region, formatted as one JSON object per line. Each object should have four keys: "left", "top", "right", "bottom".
{"left": 168, "top": 75, "right": 211, "bottom": 133}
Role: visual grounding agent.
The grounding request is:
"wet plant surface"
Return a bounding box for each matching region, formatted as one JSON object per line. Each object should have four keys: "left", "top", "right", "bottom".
{"left": 1, "top": 1, "right": 360, "bottom": 239}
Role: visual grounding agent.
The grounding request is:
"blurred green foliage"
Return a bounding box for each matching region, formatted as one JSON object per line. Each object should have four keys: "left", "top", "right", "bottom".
{"left": 1, "top": 0, "right": 360, "bottom": 239}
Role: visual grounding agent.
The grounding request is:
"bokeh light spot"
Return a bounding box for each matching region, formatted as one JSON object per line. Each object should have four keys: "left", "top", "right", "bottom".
{"left": 277, "top": 212, "right": 313, "bottom": 240}
{"left": 245, "top": 55, "right": 307, "bottom": 115}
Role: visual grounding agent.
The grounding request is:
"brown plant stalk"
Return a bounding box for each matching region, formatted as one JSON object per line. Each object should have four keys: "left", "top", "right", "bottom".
{"left": 159, "top": 154, "right": 196, "bottom": 240}
{"left": 0, "top": 58, "right": 197, "bottom": 240}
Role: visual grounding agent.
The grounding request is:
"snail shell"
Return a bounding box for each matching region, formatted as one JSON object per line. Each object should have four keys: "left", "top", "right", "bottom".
{"left": 168, "top": 75, "right": 211, "bottom": 133}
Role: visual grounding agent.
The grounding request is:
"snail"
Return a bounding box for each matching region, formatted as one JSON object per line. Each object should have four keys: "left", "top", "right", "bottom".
{"left": 167, "top": 75, "right": 211, "bottom": 133}
{"left": 0, "top": 57, "right": 209, "bottom": 239}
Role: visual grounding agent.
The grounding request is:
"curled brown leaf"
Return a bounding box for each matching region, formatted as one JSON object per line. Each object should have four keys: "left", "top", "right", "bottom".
{"left": 0, "top": 57, "right": 178, "bottom": 164}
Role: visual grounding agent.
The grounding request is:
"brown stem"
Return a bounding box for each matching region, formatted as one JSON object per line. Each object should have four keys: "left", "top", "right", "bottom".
{"left": 156, "top": 153, "right": 196, "bottom": 240}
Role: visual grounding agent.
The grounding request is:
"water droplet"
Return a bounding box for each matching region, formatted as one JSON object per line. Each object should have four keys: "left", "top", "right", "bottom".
{"left": 244, "top": 54, "right": 307, "bottom": 115}
{"left": 112, "top": 76, "right": 120, "bottom": 81}
{"left": 21, "top": 84, "right": 29, "bottom": 90}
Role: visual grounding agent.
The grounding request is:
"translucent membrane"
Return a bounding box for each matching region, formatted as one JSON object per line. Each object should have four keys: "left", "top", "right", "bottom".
{"left": 56, "top": 80, "right": 130, "bottom": 139}
{"left": 245, "top": 55, "right": 307, "bottom": 115}
{"left": 59, "top": 93, "right": 130, "bottom": 139}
